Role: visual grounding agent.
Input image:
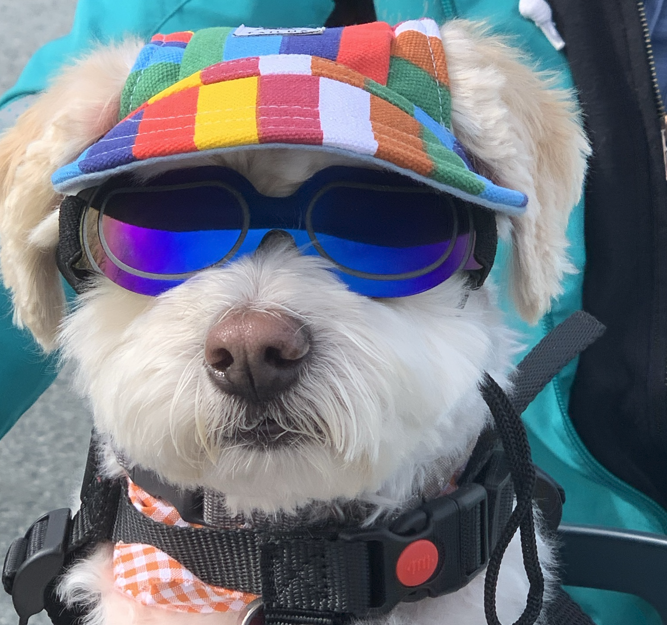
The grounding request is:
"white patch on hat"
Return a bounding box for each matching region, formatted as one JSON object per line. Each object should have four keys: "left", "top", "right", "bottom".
{"left": 234, "top": 25, "right": 325, "bottom": 37}
{"left": 318, "top": 78, "right": 378, "bottom": 156}
{"left": 395, "top": 18, "right": 442, "bottom": 39}
{"left": 258, "top": 54, "right": 313, "bottom": 75}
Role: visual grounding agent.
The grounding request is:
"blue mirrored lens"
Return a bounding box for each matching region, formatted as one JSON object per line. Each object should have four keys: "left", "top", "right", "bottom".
{"left": 308, "top": 184, "right": 460, "bottom": 278}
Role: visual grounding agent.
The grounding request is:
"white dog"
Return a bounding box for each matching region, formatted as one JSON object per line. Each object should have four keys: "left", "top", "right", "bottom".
{"left": 0, "top": 19, "right": 588, "bottom": 625}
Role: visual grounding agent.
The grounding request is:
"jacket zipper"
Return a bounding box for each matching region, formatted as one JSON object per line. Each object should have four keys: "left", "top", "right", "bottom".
{"left": 638, "top": 1, "right": 667, "bottom": 457}
{"left": 638, "top": 0, "right": 667, "bottom": 179}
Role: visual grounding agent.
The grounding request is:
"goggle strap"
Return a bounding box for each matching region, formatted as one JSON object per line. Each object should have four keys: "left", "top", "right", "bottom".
{"left": 468, "top": 207, "right": 497, "bottom": 289}
{"left": 57, "top": 195, "right": 90, "bottom": 294}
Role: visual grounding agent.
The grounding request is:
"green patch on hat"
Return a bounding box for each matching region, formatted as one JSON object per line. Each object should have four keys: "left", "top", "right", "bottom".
{"left": 180, "top": 27, "right": 234, "bottom": 79}
{"left": 364, "top": 79, "right": 415, "bottom": 116}
{"left": 388, "top": 56, "right": 451, "bottom": 128}
{"left": 422, "top": 127, "right": 485, "bottom": 194}
{"left": 120, "top": 61, "right": 181, "bottom": 119}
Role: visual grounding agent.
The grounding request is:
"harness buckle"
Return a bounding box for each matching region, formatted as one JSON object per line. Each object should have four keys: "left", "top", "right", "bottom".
{"left": 340, "top": 483, "right": 488, "bottom": 617}
{"left": 2, "top": 508, "right": 71, "bottom": 624}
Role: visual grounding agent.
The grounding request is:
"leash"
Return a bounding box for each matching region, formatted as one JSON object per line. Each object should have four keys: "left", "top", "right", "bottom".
{"left": 3, "top": 312, "right": 604, "bottom": 625}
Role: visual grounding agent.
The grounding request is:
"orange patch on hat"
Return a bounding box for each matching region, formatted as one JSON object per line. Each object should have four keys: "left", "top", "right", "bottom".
{"left": 370, "top": 95, "right": 433, "bottom": 176}
{"left": 391, "top": 31, "right": 449, "bottom": 86}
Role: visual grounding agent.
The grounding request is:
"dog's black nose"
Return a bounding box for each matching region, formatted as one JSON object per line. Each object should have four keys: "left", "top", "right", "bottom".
{"left": 205, "top": 310, "right": 310, "bottom": 402}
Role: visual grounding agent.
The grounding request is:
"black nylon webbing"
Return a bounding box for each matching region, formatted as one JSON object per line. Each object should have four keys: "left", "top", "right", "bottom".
{"left": 264, "top": 608, "right": 339, "bottom": 625}
{"left": 512, "top": 311, "right": 605, "bottom": 414}
{"left": 56, "top": 195, "right": 90, "bottom": 294}
{"left": 113, "top": 487, "right": 264, "bottom": 593}
{"left": 260, "top": 538, "right": 371, "bottom": 615}
{"left": 112, "top": 484, "right": 374, "bottom": 616}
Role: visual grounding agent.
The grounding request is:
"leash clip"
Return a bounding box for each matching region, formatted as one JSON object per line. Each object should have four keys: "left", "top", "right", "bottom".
{"left": 2, "top": 508, "right": 71, "bottom": 625}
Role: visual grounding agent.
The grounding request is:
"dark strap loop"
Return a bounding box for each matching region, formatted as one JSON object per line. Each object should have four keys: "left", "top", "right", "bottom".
{"left": 481, "top": 375, "right": 544, "bottom": 625}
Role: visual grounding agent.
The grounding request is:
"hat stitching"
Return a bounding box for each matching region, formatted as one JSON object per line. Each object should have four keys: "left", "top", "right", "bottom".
{"left": 424, "top": 35, "right": 444, "bottom": 125}
{"left": 99, "top": 104, "right": 323, "bottom": 132}
{"left": 75, "top": 118, "right": 444, "bottom": 157}
{"left": 128, "top": 45, "right": 161, "bottom": 115}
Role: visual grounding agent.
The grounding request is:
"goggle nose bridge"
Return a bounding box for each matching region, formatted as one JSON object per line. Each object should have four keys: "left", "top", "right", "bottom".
{"left": 258, "top": 229, "right": 299, "bottom": 251}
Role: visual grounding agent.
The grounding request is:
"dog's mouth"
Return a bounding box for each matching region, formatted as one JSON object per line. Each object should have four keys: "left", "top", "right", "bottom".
{"left": 233, "top": 417, "right": 301, "bottom": 447}
{"left": 215, "top": 399, "right": 328, "bottom": 450}
{"left": 219, "top": 401, "right": 319, "bottom": 448}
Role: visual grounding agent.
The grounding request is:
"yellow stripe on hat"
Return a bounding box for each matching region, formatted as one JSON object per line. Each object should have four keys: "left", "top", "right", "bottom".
{"left": 147, "top": 71, "right": 204, "bottom": 105}
{"left": 194, "top": 77, "right": 259, "bottom": 150}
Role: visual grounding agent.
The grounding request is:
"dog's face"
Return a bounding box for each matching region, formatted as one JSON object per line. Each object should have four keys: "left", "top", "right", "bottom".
{"left": 57, "top": 149, "right": 509, "bottom": 512}
{"left": 0, "top": 22, "right": 589, "bottom": 514}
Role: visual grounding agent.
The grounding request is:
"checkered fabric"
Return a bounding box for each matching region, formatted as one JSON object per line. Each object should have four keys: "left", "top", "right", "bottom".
{"left": 113, "top": 478, "right": 258, "bottom": 613}
{"left": 52, "top": 19, "right": 527, "bottom": 214}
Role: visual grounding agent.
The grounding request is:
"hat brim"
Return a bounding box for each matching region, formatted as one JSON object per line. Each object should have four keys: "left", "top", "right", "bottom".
{"left": 53, "top": 143, "right": 526, "bottom": 215}
{"left": 52, "top": 65, "right": 527, "bottom": 215}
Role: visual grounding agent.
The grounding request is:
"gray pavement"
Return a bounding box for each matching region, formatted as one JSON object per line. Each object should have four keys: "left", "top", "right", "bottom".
{"left": 0, "top": 0, "right": 78, "bottom": 93}
{"left": 0, "top": 2, "right": 88, "bottom": 624}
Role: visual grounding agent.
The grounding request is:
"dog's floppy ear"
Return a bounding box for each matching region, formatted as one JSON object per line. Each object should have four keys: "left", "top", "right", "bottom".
{"left": 0, "top": 40, "right": 143, "bottom": 350}
{"left": 441, "top": 20, "right": 590, "bottom": 323}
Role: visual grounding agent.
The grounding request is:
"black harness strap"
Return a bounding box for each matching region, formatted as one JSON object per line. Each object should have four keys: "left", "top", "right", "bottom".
{"left": 114, "top": 485, "right": 265, "bottom": 593}
{"left": 478, "top": 309, "right": 604, "bottom": 625}
{"left": 512, "top": 311, "right": 606, "bottom": 415}
{"left": 482, "top": 375, "right": 544, "bottom": 625}
{"left": 110, "top": 477, "right": 492, "bottom": 622}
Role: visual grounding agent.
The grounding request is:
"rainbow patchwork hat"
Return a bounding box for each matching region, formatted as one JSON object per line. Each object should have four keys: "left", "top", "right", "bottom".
{"left": 52, "top": 19, "right": 528, "bottom": 214}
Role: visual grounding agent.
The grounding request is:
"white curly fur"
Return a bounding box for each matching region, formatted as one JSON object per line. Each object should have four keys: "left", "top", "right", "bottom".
{"left": 0, "top": 20, "right": 588, "bottom": 625}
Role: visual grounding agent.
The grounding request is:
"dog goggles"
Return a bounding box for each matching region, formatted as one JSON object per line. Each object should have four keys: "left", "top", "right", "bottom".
{"left": 58, "top": 166, "right": 497, "bottom": 298}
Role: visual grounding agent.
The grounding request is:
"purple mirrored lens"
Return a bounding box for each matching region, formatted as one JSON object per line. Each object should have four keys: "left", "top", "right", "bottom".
{"left": 93, "top": 183, "right": 246, "bottom": 277}
{"left": 101, "top": 217, "right": 243, "bottom": 274}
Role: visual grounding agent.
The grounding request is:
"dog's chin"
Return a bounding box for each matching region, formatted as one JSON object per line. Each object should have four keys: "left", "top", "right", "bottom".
{"left": 197, "top": 441, "right": 375, "bottom": 513}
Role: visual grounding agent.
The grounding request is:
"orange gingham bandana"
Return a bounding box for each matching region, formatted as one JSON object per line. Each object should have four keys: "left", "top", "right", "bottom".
{"left": 113, "top": 478, "right": 258, "bottom": 613}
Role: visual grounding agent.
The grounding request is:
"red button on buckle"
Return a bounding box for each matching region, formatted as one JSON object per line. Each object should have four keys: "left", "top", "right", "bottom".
{"left": 395, "top": 539, "right": 440, "bottom": 587}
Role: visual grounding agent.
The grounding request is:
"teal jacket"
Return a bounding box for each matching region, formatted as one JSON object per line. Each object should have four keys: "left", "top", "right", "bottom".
{"left": 2, "top": 2, "right": 666, "bottom": 623}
